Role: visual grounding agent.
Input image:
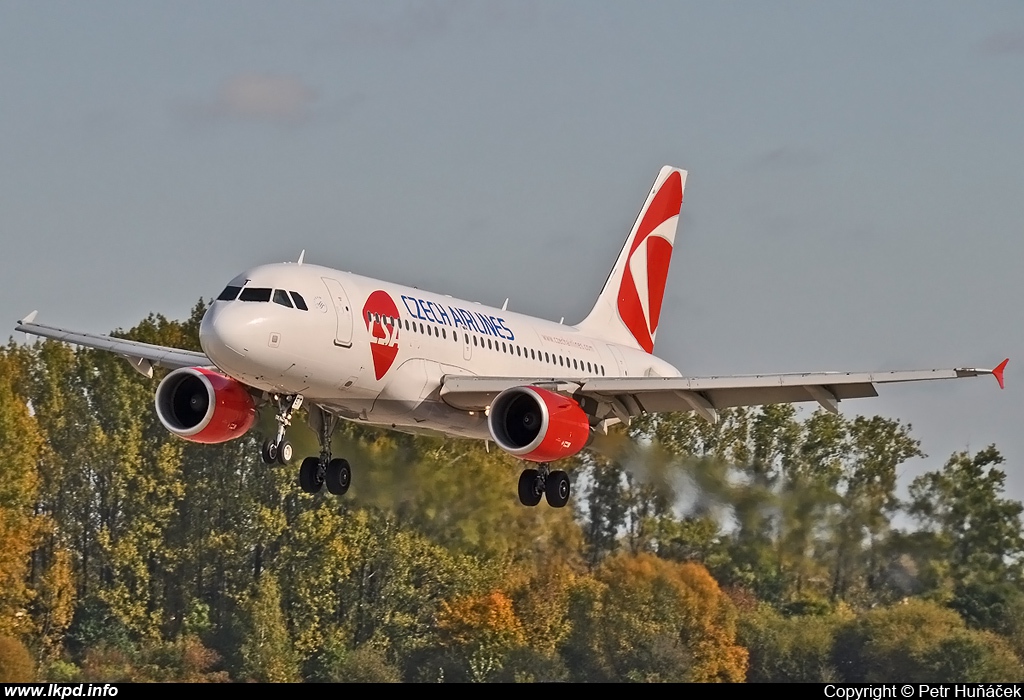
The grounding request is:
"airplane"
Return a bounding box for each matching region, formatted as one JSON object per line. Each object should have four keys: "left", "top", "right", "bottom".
{"left": 15, "top": 166, "right": 1009, "bottom": 508}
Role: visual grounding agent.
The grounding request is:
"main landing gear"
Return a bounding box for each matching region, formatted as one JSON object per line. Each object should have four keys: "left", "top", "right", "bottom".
{"left": 518, "top": 464, "right": 570, "bottom": 508}
{"left": 259, "top": 397, "right": 353, "bottom": 497}
{"left": 297, "top": 405, "right": 351, "bottom": 497}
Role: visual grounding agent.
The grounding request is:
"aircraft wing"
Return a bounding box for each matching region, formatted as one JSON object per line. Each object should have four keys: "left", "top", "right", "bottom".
{"left": 15, "top": 313, "right": 212, "bottom": 378}
{"left": 439, "top": 360, "right": 1008, "bottom": 423}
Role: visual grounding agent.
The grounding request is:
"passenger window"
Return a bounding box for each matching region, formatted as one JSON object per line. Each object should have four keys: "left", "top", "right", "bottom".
{"left": 273, "top": 290, "right": 293, "bottom": 308}
{"left": 572, "top": 359, "right": 578, "bottom": 370}
{"left": 530, "top": 349, "right": 535, "bottom": 360}
{"left": 516, "top": 346, "right": 521, "bottom": 357}
{"left": 419, "top": 323, "right": 425, "bottom": 334}
{"left": 473, "top": 336, "right": 478, "bottom": 346}
{"left": 442, "top": 329, "right": 446, "bottom": 339}
{"left": 290, "top": 292, "right": 308, "bottom": 310}
{"left": 217, "top": 285, "right": 242, "bottom": 301}
{"left": 559, "top": 356, "right": 564, "bottom": 367}
{"left": 502, "top": 342, "right": 507, "bottom": 353}
{"left": 487, "top": 339, "right": 492, "bottom": 350}
{"left": 545, "top": 352, "right": 549, "bottom": 363}
{"left": 239, "top": 287, "right": 272, "bottom": 302}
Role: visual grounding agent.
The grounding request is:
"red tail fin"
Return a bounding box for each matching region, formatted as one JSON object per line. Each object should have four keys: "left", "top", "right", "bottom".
{"left": 576, "top": 167, "right": 686, "bottom": 353}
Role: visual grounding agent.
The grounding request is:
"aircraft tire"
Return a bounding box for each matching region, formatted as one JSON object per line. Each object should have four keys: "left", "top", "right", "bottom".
{"left": 299, "top": 456, "right": 323, "bottom": 493}
{"left": 518, "top": 469, "right": 542, "bottom": 507}
{"left": 277, "top": 440, "right": 293, "bottom": 465}
{"left": 545, "top": 471, "right": 570, "bottom": 508}
{"left": 261, "top": 439, "right": 277, "bottom": 464}
{"left": 325, "top": 458, "right": 351, "bottom": 496}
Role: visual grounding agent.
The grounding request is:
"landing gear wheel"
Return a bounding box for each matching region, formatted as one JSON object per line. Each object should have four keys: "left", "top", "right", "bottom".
{"left": 518, "top": 469, "right": 542, "bottom": 507}
{"left": 325, "top": 458, "right": 351, "bottom": 496}
{"left": 277, "top": 440, "right": 293, "bottom": 465}
{"left": 545, "top": 470, "right": 570, "bottom": 508}
{"left": 261, "top": 439, "right": 278, "bottom": 465}
{"left": 299, "top": 456, "right": 323, "bottom": 494}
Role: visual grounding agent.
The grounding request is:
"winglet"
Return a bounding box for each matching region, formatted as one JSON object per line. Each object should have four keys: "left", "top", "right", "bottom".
{"left": 992, "top": 358, "right": 1009, "bottom": 390}
{"left": 19, "top": 310, "right": 38, "bottom": 325}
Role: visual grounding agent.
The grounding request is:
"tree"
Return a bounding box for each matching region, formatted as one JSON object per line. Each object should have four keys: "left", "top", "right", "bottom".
{"left": 237, "top": 574, "right": 299, "bottom": 682}
{"left": 562, "top": 553, "right": 747, "bottom": 682}
{"left": 738, "top": 603, "right": 843, "bottom": 682}
{"left": 0, "top": 636, "right": 36, "bottom": 682}
{"left": 0, "top": 349, "right": 45, "bottom": 638}
{"left": 909, "top": 446, "right": 1024, "bottom": 590}
{"left": 828, "top": 416, "right": 922, "bottom": 604}
{"left": 832, "top": 599, "right": 1023, "bottom": 682}
{"left": 436, "top": 590, "right": 526, "bottom": 681}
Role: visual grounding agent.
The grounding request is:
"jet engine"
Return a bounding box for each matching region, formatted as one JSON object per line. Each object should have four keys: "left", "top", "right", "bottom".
{"left": 155, "top": 367, "right": 256, "bottom": 444}
{"left": 487, "top": 386, "right": 590, "bottom": 462}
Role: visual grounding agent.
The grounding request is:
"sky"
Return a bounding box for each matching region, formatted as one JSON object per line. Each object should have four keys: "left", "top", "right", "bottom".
{"left": 2, "top": 2, "right": 1021, "bottom": 504}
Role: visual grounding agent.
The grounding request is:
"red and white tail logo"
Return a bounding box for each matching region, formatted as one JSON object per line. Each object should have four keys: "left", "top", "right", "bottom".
{"left": 577, "top": 167, "right": 686, "bottom": 354}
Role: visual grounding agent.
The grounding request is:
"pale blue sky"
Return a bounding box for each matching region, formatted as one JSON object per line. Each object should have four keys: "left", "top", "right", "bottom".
{"left": 2, "top": 2, "right": 1022, "bottom": 502}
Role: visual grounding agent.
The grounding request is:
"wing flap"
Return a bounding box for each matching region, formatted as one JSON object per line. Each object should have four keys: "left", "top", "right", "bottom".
{"left": 16, "top": 320, "right": 212, "bottom": 371}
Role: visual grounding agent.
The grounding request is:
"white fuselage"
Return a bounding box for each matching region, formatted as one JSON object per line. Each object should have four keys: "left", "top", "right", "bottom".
{"left": 199, "top": 263, "right": 682, "bottom": 440}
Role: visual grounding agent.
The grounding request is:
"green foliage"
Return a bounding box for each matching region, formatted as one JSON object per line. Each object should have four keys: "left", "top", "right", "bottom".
{"left": 832, "top": 599, "right": 1024, "bottom": 682}
{"left": 237, "top": 574, "right": 300, "bottom": 682}
{"left": 235, "top": 573, "right": 296, "bottom": 683}
{"left": 909, "top": 446, "right": 1024, "bottom": 589}
{"left": 738, "top": 604, "right": 842, "bottom": 682}
{"left": 310, "top": 643, "right": 401, "bottom": 683}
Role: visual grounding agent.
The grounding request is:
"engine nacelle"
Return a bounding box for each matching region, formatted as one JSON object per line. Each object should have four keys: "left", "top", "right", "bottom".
{"left": 487, "top": 386, "right": 590, "bottom": 463}
{"left": 155, "top": 367, "right": 256, "bottom": 444}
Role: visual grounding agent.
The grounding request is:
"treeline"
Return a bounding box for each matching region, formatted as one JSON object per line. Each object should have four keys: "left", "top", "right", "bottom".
{"left": 0, "top": 302, "right": 1022, "bottom": 682}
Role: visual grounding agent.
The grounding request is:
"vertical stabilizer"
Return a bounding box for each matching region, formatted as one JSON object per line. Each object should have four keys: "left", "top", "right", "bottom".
{"left": 576, "top": 166, "right": 686, "bottom": 354}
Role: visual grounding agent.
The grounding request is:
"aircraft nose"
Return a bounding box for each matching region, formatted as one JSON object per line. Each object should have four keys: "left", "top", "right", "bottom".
{"left": 200, "top": 302, "right": 255, "bottom": 367}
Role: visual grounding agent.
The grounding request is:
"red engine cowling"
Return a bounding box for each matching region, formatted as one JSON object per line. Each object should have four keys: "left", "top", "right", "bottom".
{"left": 154, "top": 367, "right": 256, "bottom": 444}
{"left": 487, "top": 386, "right": 590, "bottom": 462}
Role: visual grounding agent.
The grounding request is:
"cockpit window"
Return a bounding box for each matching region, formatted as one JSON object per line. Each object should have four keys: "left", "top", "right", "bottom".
{"left": 238, "top": 287, "right": 272, "bottom": 302}
{"left": 290, "top": 292, "right": 308, "bottom": 311}
{"left": 217, "top": 285, "right": 242, "bottom": 301}
{"left": 273, "top": 289, "right": 293, "bottom": 308}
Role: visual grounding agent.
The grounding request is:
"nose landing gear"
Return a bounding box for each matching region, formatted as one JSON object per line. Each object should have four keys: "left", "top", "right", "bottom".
{"left": 517, "top": 464, "right": 570, "bottom": 508}
{"left": 261, "top": 394, "right": 303, "bottom": 465}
